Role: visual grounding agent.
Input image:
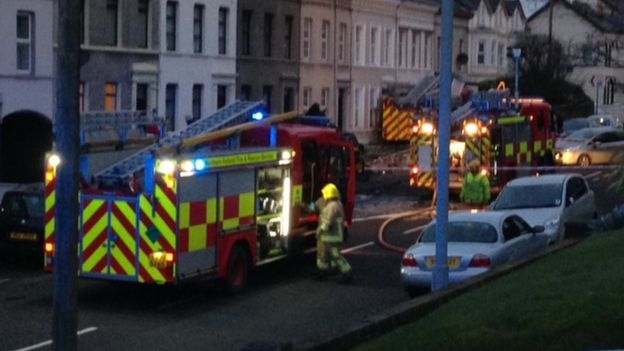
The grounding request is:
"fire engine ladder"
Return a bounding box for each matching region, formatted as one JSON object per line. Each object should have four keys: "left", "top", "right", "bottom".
{"left": 94, "top": 100, "right": 264, "bottom": 184}
{"left": 450, "top": 101, "right": 476, "bottom": 125}
{"left": 396, "top": 75, "right": 439, "bottom": 106}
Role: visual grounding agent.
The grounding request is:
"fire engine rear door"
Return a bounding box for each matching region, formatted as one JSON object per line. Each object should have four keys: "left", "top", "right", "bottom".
{"left": 79, "top": 195, "right": 139, "bottom": 281}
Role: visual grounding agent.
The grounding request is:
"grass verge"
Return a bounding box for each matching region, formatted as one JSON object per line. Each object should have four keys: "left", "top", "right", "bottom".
{"left": 352, "top": 231, "right": 624, "bottom": 351}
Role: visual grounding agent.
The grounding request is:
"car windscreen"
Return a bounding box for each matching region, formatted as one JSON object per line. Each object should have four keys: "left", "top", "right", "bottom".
{"left": 563, "top": 119, "right": 588, "bottom": 134}
{"left": 566, "top": 129, "right": 599, "bottom": 141}
{"left": 1, "top": 192, "right": 44, "bottom": 219}
{"left": 492, "top": 183, "right": 563, "bottom": 209}
{"left": 420, "top": 221, "right": 498, "bottom": 243}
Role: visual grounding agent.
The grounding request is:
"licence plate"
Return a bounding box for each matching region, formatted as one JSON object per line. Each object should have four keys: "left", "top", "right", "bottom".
{"left": 10, "top": 232, "right": 37, "bottom": 241}
{"left": 425, "top": 256, "right": 461, "bottom": 269}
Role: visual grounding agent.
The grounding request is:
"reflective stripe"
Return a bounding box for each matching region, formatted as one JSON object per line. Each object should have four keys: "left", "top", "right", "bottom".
{"left": 505, "top": 144, "right": 514, "bottom": 157}
{"left": 498, "top": 116, "right": 525, "bottom": 124}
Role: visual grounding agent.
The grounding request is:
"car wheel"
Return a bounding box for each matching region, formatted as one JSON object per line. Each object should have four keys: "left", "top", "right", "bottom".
{"left": 577, "top": 154, "right": 591, "bottom": 167}
{"left": 225, "top": 245, "right": 250, "bottom": 294}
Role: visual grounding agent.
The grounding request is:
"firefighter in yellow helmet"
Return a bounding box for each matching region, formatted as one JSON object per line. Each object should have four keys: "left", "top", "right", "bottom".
{"left": 459, "top": 159, "right": 491, "bottom": 207}
{"left": 315, "top": 183, "right": 353, "bottom": 283}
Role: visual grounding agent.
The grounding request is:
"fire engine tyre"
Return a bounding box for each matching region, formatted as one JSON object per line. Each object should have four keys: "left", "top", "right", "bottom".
{"left": 225, "top": 245, "right": 250, "bottom": 294}
{"left": 577, "top": 154, "right": 591, "bottom": 167}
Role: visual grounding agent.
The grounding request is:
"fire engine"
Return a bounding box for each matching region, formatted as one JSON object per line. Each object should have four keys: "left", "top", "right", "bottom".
{"left": 43, "top": 101, "right": 357, "bottom": 292}
{"left": 408, "top": 90, "right": 557, "bottom": 193}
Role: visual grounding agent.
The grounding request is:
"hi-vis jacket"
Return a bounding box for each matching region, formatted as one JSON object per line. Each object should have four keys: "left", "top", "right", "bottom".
{"left": 317, "top": 199, "right": 344, "bottom": 243}
{"left": 460, "top": 172, "right": 491, "bottom": 205}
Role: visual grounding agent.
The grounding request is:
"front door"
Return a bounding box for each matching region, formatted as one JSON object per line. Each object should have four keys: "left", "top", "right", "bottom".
{"left": 79, "top": 196, "right": 139, "bottom": 281}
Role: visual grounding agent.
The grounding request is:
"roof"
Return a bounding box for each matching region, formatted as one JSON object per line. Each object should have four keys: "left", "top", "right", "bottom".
{"left": 528, "top": 0, "right": 624, "bottom": 34}
{"left": 505, "top": 173, "right": 580, "bottom": 186}
{"left": 457, "top": 0, "right": 524, "bottom": 16}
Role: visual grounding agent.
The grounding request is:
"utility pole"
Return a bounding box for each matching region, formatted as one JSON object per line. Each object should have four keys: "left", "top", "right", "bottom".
{"left": 432, "top": 0, "right": 453, "bottom": 291}
{"left": 513, "top": 48, "right": 522, "bottom": 109}
{"left": 53, "top": 0, "right": 81, "bottom": 350}
{"left": 548, "top": 0, "right": 554, "bottom": 68}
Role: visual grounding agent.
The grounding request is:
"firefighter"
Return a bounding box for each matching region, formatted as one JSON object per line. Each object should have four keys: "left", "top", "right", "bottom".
{"left": 459, "top": 159, "right": 491, "bottom": 207}
{"left": 315, "top": 183, "right": 353, "bottom": 283}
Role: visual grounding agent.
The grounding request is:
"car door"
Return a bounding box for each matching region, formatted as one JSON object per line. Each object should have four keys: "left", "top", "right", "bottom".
{"left": 501, "top": 216, "right": 529, "bottom": 262}
{"left": 566, "top": 176, "right": 595, "bottom": 223}
{"left": 512, "top": 215, "right": 547, "bottom": 254}
{"left": 590, "top": 132, "right": 617, "bottom": 164}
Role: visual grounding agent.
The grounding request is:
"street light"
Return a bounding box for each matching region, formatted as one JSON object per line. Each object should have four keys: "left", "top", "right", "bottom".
{"left": 512, "top": 48, "right": 521, "bottom": 108}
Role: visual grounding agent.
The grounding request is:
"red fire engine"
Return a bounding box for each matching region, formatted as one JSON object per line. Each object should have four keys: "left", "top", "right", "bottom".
{"left": 409, "top": 91, "right": 557, "bottom": 193}
{"left": 43, "top": 102, "right": 356, "bottom": 292}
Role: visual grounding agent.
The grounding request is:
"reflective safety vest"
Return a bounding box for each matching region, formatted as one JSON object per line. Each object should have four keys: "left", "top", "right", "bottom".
{"left": 460, "top": 172, "right": 491, "bottom": 205}
{"left": 317, "top": 199, "right": 345, "bottom": 243}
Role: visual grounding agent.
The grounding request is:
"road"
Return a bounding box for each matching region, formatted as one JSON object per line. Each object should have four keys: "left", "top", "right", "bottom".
{"left": 0, "top": 167, "right": 621, "bottom": 351}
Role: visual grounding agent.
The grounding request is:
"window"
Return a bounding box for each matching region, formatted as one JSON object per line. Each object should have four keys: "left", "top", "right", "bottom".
{"left": 477, "top": 40, "right": 485, "bottom": 65}
{"left": 136, "top": 83, "right": 148, "bottom": 111}
{"left": 166, "top": 1, "right": 177, "bottom": 51}
{"left": 241, "top": 10, "right": 252, "bottom": 56}
{"left": 283, "top": 87, "right": 294, "bottom": 112}
{"left": 264, "top": 13, "right": 273, "bottom": 57}
{"left": 217, "top": 85, "right": 227, "bottom": 109}
{"left": 263, "top": 85, "right": 273, "bottom": 112}
{"left": 502, "top": 217, "right": 523, "bottom": 241}
{"left": 566, "top": 177, "right": 588, "bottom": 202}
{"left": 424, "top": 33, "right": 432, "bottom": 69}
{"left": 105, "top": 0, "right": 119, "bottom": 46}
{"left": 338, "top": 23, "right": 346, "bottom": 62}
{"left": 355, "top": 25, "right": 363, "bottom": 64}
{"left": 321, "top": 87, "right": 329, "bottom": 109}
{"left": 399, "top": 28, "right": 408, "bottom": 68}
{"left": 240, "top": 85, "right": 251, "bottom": 101}
{"left": 16, "top": 12, "right": 34, "bottom": 72}
{"left": 384, "top": 29, "right": 392, "bottom": 67}
{"left": 490, "top": 40, "right": 496, "bottom": 65}
{"left": 303, "top": 87, "right": 312, "bottom": 108}
{"left": 284, "top": 15, "right": 293, "bottom": 59}
{"left": 193, "top": 4, "right": 204, "bottom": 53}
{"left": 354, "top": 88, "right": 362, "bottom": 128}
{"left": 370, "top": 27, "right": 378, "bottom": 66}
{"left": 302, "top": 17, "right": 311, "bottom": 60}
{"left": 321, "top": 20, "right": 330, "bottom": 61}
{"left": 411, "top": 30, "right": 419, "bottom": 68}
{"left": 218, "top": 7, "right": 228, "bottom": 55}
{"left": 369, "top": 87, "right": 378, "bottom": 128}
{"left": 192, "top": 84, "right": 203, "bottom": 121}
{"left": 79, "top": 82, "right": 86, "bottom": 113}
{"left": 165, "top": 84, "right": 177, "bottom": 131}
{"left": 104, "top": 83, "right": 118, "bottom": 112}
{"left": 137, "top": 0, "right": 149, "bottom": 48}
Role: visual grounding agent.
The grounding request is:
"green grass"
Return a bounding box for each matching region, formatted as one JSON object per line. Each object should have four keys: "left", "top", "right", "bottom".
{"left": 354, "top": 231, "right": 624, "bottom": 351}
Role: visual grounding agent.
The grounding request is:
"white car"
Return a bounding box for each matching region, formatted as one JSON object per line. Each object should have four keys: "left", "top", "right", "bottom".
{"left": 491, "top": 174, "right": 596, "bottom": 243}
{"left": 401, "top": 211, "right": 549, "bottom": 296}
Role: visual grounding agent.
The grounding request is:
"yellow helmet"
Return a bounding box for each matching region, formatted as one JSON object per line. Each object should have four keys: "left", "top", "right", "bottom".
{"left": 321, "top": 183, "right": 340, "bottom": 200}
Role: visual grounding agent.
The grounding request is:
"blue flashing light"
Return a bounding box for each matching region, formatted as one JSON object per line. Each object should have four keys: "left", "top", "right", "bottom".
{"left": 194, "top": 159, "right": 206, "bottom": 171}
{"left": 252, "top": 111, "right": 264, "bottom": 121}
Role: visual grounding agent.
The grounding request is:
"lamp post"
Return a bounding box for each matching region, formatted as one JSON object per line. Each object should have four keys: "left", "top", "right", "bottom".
{"left": 512, "top": 48, "right": 521, "bottom": 108}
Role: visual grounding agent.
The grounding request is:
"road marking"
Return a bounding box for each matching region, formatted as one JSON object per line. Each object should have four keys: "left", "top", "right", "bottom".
{"left": 403, "top": 224, "right": 428, "bottom": 235}
{"left": 341, "top": 241, "right": 375, "bottom": 254}
{"left": 12, "top": 327, "right": 98, "bottom": 351}
{"left": 354, "top": 210, "right": 429, "bottom": 222}
{"left": 0, "top": 278, "right": 10, "bottom": 285}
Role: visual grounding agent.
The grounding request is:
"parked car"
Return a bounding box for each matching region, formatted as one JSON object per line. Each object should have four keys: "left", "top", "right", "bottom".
{"left": 560, "top": 117, "right": 589, "bottom": 138}
{"left": 588, "top": 114, "right": 623, "bottom": 129}
{"left": 490, "top": 174, "right": 596, "bottom": 244}
{"left": 554, "top": 127, "right": 624, "bottom": 166}
{"left": 401, "top": 210, "right": 549, "bottom": 296}
{"left": 0, "top": 185, "right": 45, "bottom": 253}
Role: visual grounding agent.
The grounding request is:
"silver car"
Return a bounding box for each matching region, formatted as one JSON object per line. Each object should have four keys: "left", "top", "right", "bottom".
{"left": 555, "top": 127, "right": 624, "bottom": 166}
{"left": 491, "top": 174, "right": 596, "bottom": 244}
{"left": 401, "top": 211, "right": 549, "bottom": 296}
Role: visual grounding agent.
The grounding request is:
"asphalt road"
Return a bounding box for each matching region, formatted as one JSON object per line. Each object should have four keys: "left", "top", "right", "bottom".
{"left": 0, "top": 167, "right": 621, "bottom": 351}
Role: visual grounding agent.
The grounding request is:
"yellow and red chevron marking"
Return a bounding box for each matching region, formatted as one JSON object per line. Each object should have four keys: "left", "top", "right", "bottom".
{"left": 109, "top": 200, "right": 138, "bottom": 277}
{"left": 220, "top": 192, "right": 255, "bottom": 231}
{"left": 383, "top": 106, "right": 414, "bottom": 141}
{"left": 81, "top": 199, "right": 109, "bottom": 274}
{"left": 137, "top": 178, "right": 177, "bottom": 284}
{"left": 416, "top": 172, "right": 435, "bottom": 189}
{"left": 179, "top": 199, "right": 217, "bottom": 253}
{"left": 44, "top": 166, "right": 56, "bottom": 271}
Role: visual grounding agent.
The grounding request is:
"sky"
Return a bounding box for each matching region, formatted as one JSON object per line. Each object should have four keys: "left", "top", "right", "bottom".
{"left": 520, "top": 0, "right": 548, "bottom": 17}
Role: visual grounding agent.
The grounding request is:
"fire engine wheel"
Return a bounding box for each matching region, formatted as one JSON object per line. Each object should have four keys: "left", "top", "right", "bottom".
{"left": 577, "top": 155, "right": 591, "bottom": 167}
{"left": 225, "top": 245, "right": 250, "bottom": 294}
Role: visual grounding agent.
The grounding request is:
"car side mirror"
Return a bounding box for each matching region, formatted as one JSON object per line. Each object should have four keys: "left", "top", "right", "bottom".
{"left": 532, "top": 225, "right": 545, "bottom": 234}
